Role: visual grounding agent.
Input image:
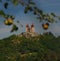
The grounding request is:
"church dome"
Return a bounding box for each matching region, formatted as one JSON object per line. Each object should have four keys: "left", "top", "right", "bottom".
{"left": 26, "top": 24, "right": 29, "bottom": 27}
{"left": 31, "top": 23, "right": 34, "bottom": 27}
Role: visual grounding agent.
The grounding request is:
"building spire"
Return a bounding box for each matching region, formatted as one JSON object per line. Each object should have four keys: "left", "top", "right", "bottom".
{"left": 30, "top": 23, "right": 35, "bottom": 33}
{"left": 26, "top": 24, "right": 30, "bottom": 32}
{"left": 26, "top": 24, "right": 29, "bottom": 27}
{"left": 31, "top": 23, "right": 34, "bottom": 27}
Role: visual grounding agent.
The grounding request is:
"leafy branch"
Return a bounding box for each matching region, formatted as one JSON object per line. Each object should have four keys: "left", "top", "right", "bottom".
{"left": 0, "top": 0, "right": 60, "bottom": 32}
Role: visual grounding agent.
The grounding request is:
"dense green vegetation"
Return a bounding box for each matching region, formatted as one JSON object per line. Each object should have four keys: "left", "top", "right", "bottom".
{"left": 0, "top": 33, "right": 60, "bottom": 61}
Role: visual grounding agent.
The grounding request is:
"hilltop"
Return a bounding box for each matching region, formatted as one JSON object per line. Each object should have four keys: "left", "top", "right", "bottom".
{"left": 0, "top": 32, "right": 60, "bottom": 61}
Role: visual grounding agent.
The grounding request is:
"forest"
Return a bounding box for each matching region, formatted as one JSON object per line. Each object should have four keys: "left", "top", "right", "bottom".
{"left": 0, "top": 32, "right": 60, "bottom": 61}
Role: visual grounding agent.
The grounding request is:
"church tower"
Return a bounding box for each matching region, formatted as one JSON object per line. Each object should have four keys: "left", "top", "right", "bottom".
{"left": 26, "top": 24, "right": 30, "bottom": 33}
{"left": 30, "top": 23, "right": 35, "bottom": 33}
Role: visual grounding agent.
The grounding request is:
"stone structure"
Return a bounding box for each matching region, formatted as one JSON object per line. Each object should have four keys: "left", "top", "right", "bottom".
{"left": 19, "top": 23, "right": 39, "bottom": 38}
{"left": 30, "top": 23, "right": 35, "bottom": 33}
{"left": 26, "top": 23, "right": 35, "bottom": 33}
{"left": 26, "top": 24, "right": 30, "bottom": 33}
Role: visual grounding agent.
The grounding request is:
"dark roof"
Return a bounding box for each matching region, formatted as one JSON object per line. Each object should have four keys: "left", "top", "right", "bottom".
{"left": 31, "top": 23, "right": 34, "bottom": 27}
{"left": 26, "top": 24, "right": 29, "bottom": 27}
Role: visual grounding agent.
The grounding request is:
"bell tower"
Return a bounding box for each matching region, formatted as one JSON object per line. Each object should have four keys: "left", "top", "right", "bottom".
{"left": 26, "top": 24, "right": 30, "bottom": 33}
{"left": 30, "top": 23, "right": 35, "bottom": 33}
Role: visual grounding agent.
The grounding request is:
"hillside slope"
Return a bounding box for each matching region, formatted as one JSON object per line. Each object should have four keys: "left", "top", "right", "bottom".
{"left": 0, "top": 33, "right": 60, "bottom": 61}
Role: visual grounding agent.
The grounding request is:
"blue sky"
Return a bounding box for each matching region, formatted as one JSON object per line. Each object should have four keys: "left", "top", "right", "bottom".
{"left": 0, "top": 0, "right": 60, "bottom": 39}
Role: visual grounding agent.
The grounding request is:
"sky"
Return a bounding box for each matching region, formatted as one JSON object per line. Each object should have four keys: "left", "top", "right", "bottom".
{"left": 0, "top": 0, "right": 60, "bottom": 39}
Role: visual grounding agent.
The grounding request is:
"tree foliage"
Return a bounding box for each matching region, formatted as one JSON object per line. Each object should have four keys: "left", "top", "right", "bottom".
{"left": 0, "top": 33, "right": 60, "bottom": 61}
{"left": 0, "top": 0, "right": 60, "bottom": 32}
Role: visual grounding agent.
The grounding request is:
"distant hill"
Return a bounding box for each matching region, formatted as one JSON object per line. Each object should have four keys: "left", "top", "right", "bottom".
{"left": 0, "top": 33, "right": 60, "bottom": 61}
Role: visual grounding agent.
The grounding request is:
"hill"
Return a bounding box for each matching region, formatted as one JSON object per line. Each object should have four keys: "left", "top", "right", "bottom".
{"left": 0, "top": 33, "right": 60, "bottom": 61}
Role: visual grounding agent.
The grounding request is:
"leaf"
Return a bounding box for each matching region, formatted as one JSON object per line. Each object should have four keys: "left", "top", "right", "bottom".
{"left": 51, "top": 13, "right": 56, "bottom": 17}
{"left": 29, "top": 2, "right": 35, "bottom": 5}
{"left": 47, "top": 17, "right": 54, "bottom": 23}
{"left": 0, "top": 0, "right": 2, "bottom": 2}
{"left": 51, "top": 18, "right": 55, "bottom": 23}
{"left": 24, "top": 5, "right": 33, "bottom": 13}
{"left": 10, "top": 15, "right": 15, "bottom": 20}
{"left": 24, "top": 7, "right": 29, "bottom": 13}
{"left": 58, "top": 16, "right": 60, "bottom": 20}
{"left": 12, "top": 0, "right": 18, "bottom": 5}
{"left": 34, "top": 11, "right": 37, "bottom": 15}
{"left": 34, "top": 7, "right": 37, "bottom": 9}
{"left": 24, "top": 10, "right": 28, "bottom": 13}
{"left": 4, "top": 15, "right": 9, "bottom": 19}
{"left": 17, "top": 20, "right": 19, "bottom": 23}
{"left": 20, "top": 2, "right": 24, "bottom": 6}
{"left": 29, "top": 7, "right": 33, "bottom": 11}
{"left": 11, "top": 24, "right": 18, "bottom": 32}
{"left": 37, "top": 9, "right": 43, "bottom": 15}
{"left": 4, "top": 2, "right": 8, "bottom": 9}
{"left": 28, "top": 0, "right": 35, "bottom": 5}
{"left": 0, "top": 10, "right": 5, "bottom": 16}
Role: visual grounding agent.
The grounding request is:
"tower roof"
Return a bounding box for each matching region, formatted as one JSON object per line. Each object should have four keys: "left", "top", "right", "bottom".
{"left": 26, "top": 24, "right": 29, "bottom": 27}
{"left": 31, "top": 23, "right": 34, "bottom": 27}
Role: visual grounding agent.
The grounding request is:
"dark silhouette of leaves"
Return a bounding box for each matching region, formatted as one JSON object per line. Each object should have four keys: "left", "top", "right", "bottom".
{"left": 10, "top": 15, "right": 15, "bottom": 20}
{"left": 0, "top": 0, "right": 60, "bottom": 32}
{"left": 29, "top": 2, "right": 35, "bottom": 5}
{"left": 4, "top": 2, "right": 8, "bottom": 9}
{"left": 58, "top": 16, "right": 60, "bottom": 20}
{"left": 0, "top": 0, "right": 2, "bottom": 2}
{"left": 0, "top": 10, "right": 5, "bottom": 16}
{"left": 12, "top": 0, "right": 18, "bottom": 5}
{"left": 24, "top": 7, "right": 29, "bottom": 13}
{"left": 51, "top": 13, "right": 56, "bottom": 17}
{"left": 11, "top": 24, "right": 18, "bottom": 32}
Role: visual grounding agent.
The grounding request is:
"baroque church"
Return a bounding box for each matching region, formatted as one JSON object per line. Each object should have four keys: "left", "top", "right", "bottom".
{"left": 19, "top": 23, "right": 39, "bottom": 38}
{"left": 26, "top": 23, "right": 35, "bottom": 33}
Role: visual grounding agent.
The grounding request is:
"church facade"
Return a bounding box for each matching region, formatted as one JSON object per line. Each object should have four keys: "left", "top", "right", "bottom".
{"left": 26, "top": 23, "right": 35, "bottom": 33}
{"left": 19, "top": 23, "right": 39, "bottom": 38}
